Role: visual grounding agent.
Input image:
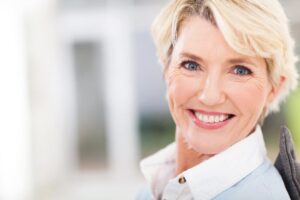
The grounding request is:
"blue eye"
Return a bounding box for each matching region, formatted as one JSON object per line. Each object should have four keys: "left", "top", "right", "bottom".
{"left": 182, "top": 61, "right": 199, "bottom": 71}
{"left": 233, "top": 65, "right": 252, "bottom": 75}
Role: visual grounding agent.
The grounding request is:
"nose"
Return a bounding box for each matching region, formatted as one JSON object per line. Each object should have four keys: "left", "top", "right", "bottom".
{"left": 198, "top": 72, "right": 226, "bottom": 106}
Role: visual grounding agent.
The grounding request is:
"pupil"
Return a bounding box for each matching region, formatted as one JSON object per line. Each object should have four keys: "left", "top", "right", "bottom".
{"left": 237, "top": 68, "right": 246, "bottom": 74}
{"left": 190, "top": 63, "right": 196, "bottom": 69}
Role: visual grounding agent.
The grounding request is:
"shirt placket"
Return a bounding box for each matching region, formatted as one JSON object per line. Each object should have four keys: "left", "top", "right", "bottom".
{"left": 162, "top": 175, "right": 189, "bottom": 200}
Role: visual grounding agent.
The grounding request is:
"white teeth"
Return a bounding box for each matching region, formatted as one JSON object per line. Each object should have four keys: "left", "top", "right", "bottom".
{"left": 199, "top": 114, "right": 203, "bottom": 121}
{"left": 195, "top": 112, "right": 230, "bottom": 123}
{"left": 214, "top": 115, "right": 219, "bottom": 123}
{"left": 203, "top": 115, "right": 208, "bottom": 122}
{"left": 209, "top": 116, "right": 214, "bottom": 123}
{"left": 219, "top": 115, "right": 224, "bottom": 122}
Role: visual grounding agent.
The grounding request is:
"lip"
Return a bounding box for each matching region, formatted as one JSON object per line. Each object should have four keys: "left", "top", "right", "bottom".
{"left": 187, "top": 109, "right": 235, "bottom": 130}
{"left": 193, "top": 109, "right": 231, "bottom": 115}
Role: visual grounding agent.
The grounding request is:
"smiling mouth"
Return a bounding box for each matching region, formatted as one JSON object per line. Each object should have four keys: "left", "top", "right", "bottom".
{"left": 188, "top": 109, "right": 235, "bottom": 128}
{"left": 194, "top": 111, "right": 235, "bottom": 123}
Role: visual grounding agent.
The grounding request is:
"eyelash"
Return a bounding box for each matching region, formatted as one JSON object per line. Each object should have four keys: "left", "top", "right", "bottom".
{"left": 179, "top": 61, "right": 253, "bottom": 76}
{"left": 180, "top": 60, "right": 200, "bottom": 71}
{"left": 233, "top": 65, "right": 253, "bottom": 76}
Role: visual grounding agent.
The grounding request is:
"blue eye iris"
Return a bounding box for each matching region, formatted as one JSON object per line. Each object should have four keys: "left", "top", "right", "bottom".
{"left": 183, "top": 61, "right": 199, "bottom": 71}
{"left": 234, "top": 66, "right": 252, "bottom": 75}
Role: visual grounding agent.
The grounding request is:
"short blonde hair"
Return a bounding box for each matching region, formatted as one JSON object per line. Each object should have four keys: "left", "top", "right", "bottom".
{"left": 152, "top": 0, "right": 298, "bottom": 113}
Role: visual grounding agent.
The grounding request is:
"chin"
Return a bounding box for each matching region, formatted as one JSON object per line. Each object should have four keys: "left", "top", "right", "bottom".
{"left": 185, "top": 135, "right": 227, "bottom": 155}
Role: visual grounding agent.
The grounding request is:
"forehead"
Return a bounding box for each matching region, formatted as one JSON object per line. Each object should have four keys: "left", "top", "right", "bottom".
{"left": 173, "top": 16, "right": 267, "bottom": 67}
{"left": 174, "top": 16, "right": 240, "bottom": 59}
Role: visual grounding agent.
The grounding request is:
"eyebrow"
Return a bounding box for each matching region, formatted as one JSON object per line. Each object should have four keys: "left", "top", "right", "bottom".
{"left": 179, "top": 52, "right": 204, "bottom": 63}
{"left": 178, "top": 52, "right": 259, "bottom": 68}
{"left": 225, "top": 58, "right": 259, "bottom": 68}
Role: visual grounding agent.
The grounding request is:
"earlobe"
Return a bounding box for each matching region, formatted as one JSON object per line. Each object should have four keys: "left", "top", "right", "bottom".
{"left": 267, "top": 75, "right": 286, "bottom": 104}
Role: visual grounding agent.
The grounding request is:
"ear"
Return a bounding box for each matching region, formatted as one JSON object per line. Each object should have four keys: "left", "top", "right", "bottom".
{"left": 267, "top": 75, "right": 286, "bottom": 104}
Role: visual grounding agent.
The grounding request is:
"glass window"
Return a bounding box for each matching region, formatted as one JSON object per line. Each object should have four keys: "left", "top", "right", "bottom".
{"left": 134, "top": 31, "right": 174, "bottom": 158}
{"left": 59, "top": 0, "right": 106, "bottom": 9}
{"left": 72, "top": 41, "right": 107, "bottom": 170}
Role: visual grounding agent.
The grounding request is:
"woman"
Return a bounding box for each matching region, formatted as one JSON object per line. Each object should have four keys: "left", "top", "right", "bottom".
{"left": 138, "top": 0, "right": 298, "bottom": 199}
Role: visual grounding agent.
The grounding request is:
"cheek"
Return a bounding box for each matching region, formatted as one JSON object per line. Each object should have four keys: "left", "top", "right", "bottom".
{"left": 167, "top": 75, "right": 199, "bottom": 107}
{"left": 228, "top": 80, "right": 270, "bottom": 116}
{"left": 166, "top": 75, "right": 199, "bottom": 123}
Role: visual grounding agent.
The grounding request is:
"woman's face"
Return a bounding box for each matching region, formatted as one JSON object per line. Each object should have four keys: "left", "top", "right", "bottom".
{"left": 166, "top": 16, "right": 277, "bottom": 154}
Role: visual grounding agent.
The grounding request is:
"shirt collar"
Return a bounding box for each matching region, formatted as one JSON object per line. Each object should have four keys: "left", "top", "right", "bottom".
{"left": 140, "top": 125, "right": 267, "bottom": 199}
{"left": 184, "top": 125, "right": 267, "bottom": 199}
{"left": 140, "top": 143, "right": 176, "bottom": 198}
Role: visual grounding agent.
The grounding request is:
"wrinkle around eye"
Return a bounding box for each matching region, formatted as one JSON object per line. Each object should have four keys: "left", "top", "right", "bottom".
{"left": 252, "top": 75, "right": 271, "bottom": 91}
{"left": 165, "top": 68, "right": 186, "bottom": 86}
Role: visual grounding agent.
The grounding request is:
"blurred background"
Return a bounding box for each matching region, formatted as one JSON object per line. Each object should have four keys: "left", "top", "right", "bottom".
{"left": 0, "top": 0, "right": 299, "bottom": 199}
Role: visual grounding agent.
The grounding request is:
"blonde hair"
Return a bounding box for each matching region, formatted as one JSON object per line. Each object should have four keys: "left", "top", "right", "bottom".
{"left": 152, "top": 0, "right": 298, "bottom": 113}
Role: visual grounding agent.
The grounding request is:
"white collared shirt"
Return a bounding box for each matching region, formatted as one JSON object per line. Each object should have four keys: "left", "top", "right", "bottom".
{"left": 140, "top": 125, "right": 267, "bottom": 200}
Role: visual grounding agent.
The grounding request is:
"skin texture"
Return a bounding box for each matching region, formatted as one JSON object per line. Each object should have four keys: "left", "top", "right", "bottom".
{"left": 164, "top": 16, "right": 284, "bottom": 174}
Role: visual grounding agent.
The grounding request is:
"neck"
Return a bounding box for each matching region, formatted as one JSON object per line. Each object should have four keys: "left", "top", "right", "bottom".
{"left": 175, "top": 127, "right": 213, "bottom": 175}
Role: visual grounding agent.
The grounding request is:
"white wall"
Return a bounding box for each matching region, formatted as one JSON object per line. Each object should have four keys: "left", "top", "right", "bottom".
{"left": 0, "top": 2, "right": 33, "bottom": 200}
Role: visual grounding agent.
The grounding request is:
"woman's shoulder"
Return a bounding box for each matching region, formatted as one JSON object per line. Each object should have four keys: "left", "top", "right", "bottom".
{"left": 214, "top": 159, "right": 290, "bottom": 200}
